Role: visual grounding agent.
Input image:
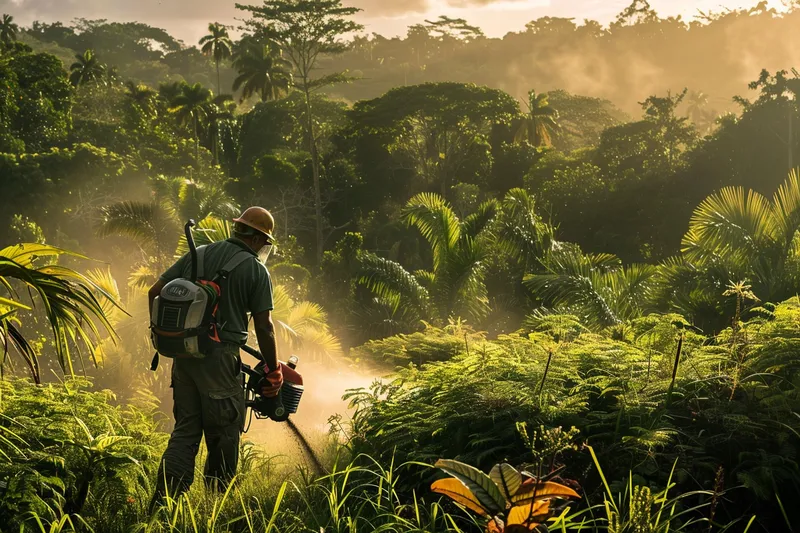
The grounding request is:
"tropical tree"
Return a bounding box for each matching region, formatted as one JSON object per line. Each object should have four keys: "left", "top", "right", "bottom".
{"left": 515, "top": 90, "right": 559, "bottom": 147}
{"left": 199, "top": 22, "right": 233, "bottom": 96}
{"left": 494, "top": 188, "right": 555, "bottom": 272}
{"left": 655, "top": 169, "right": 800, "bottom": 328}
{"left": 0, "top": 243, "right": 118, "bottom": 383}
{"left": 158, "top": 80, "right": 184, "bottom": 107}
{"left": 169, "top": 82, "right": 213, "bottom": 161}
{"left": 202, "top": 95, "right": 239, "bottom": 167}
{"left": 232, "top": 38, "right": 292, "bottom": 103}
{"left": 237, "top": 0, "right": 364, "bottom": 265}
{"left": 69, "top": 50, "right": 107, "bottom": 87}
{"left": 0, "top": 14, "right": 19, "bottom": 45}
{"left": 687, "top": 90, "right": 709, "bottom": 124}
{"left": 123, "top": 81, "right": 158, "bottom": 125}
{"left": 350, "top": 83, "right": 520, "bottom": 197}
{"left": 358, "top": 192, "right": 498, "bottom": 325}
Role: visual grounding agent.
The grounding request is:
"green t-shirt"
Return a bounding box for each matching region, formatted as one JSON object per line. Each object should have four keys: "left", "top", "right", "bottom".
{"left": 159, "top": 238, "right": 274, "bottom": 345}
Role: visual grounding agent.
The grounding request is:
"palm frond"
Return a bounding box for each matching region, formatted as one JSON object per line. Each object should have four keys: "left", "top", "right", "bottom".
{"left": 174, "top": 216, "right": 232, "bottom": 257}
{"left": 772, "top": 169, "right": 800, "bottom": 249}
{"left": 461, "top": 200, "right": 499, "bottom": 242}
{"left": 524, "top": 247, "right": 637, "bottom": 329}
{"left": 127, "top": 260, "right": 160, "bottom": 290}
{"left": 0, "top": 247, "right": 119, "bottom": 382}
{"left": 403, "top": 193, "right": 461, "bottom": 272}
{"left": 357, "top": 253, "right": 431, "bottom": 319}
{"left": 439, "top": 236, "right": 491, "bottom": 321}
{"left": 97, "top": 201, "right": 176, "bottom": 254}
{"left": 496, "top": 188, "right": 555, "bottom": 268}
{"left": 682, "top": 186, "right": 776, "bottom": 264}
{"left": 85, "top": 268, "right": 125, "bottom": 325}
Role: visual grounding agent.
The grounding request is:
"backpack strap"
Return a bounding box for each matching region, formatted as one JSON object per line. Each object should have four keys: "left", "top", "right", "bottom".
{"left": 214, "top": 250, "right": 255, "bottom": 281}
{"left": 196, "top": 245, "right": 208, "bottom": 280}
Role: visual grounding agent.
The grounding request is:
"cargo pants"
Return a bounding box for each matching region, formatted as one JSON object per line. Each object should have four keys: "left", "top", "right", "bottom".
{"left": 150, "top": 344, "right": 245, "bottom": 508}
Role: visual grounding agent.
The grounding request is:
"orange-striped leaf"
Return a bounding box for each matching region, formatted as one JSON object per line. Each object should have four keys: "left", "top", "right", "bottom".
{"left": 506, "top": 499, "right": 550, "bottom": 527}
{"left": 486, "top": 517, "right": 504, "bottom": 533}
{"left": 432, "top": 478, "right": 491, "bottom": 517}
{"left": 512, "top": 481, "right": 580, "bottom": 504}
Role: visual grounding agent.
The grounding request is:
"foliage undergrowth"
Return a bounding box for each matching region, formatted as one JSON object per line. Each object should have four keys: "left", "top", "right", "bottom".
{"left": 346, "top": 298, "right": 800, "bottom": 530}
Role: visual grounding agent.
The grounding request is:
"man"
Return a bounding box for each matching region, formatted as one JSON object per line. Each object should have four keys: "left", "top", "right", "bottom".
{"left": 147, "top": 206, "right": 284, "bottom": 510}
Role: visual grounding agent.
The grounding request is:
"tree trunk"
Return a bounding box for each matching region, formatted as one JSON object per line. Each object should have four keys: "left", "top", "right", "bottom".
{"left": 194, "top": 113, "right": 199, "bottom": 163}
{"left": 216, "top": 59, "right": 221, "bottom": 97}
{"left": 790, "top": 103, "right": 794, "bottom": 171}
{"left": 213, "top": 124, "right": 219, "bottom": 166}
{"left": 305, "top": 87, "right": 324, "bottom": 266}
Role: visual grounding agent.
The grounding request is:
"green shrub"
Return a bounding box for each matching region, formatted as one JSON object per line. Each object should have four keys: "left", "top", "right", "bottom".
{"left": 0, "top": 378, "right": 164, "bottom": 530}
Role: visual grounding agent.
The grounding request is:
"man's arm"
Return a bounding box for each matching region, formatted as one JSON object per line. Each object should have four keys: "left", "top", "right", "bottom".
{"left": 252, "top": 309, "right": 279, "bottom": 372}
{"left": 148, "top": 280, "right": 166, "bottom": 316}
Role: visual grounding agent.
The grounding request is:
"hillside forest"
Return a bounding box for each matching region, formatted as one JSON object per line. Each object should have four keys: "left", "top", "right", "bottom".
{"left": 3, "top": 0, "right": 800, "bottom": 531}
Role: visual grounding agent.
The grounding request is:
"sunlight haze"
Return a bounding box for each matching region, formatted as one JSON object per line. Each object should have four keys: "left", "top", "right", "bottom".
{"left": 0, "top": 0, "right": 788, "bottom": 44}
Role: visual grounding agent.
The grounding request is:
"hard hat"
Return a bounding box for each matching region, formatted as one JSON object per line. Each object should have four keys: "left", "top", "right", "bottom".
{"left": 233, "top": 207, "right": 275, "bottom": 243}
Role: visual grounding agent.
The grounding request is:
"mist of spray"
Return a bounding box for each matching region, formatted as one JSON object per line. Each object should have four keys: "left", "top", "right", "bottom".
{"left": 241, "top": 352, "right": 380, "bottom": 470}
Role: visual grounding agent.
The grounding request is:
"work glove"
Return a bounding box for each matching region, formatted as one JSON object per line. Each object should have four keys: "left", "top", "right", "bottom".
{"left": 259, "top": 365, "right": 283, "bottom": 398}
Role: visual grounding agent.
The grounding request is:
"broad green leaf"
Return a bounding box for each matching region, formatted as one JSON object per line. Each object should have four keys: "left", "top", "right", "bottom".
{"left": 431, "top": 478, "right": 491, "bottom": 517}
{"left": 435, "top": 459, "right": 506, "bottom": 514}
{"left": 490, "top": 463, "right": 522, "bottom": 502}
{"left": 0, "top": 243, "right": 87, "bottom": 266}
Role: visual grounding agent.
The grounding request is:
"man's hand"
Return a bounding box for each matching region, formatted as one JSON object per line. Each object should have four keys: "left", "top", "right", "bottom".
{"left": 260, "top": 366, "right": 284, "bottom": 398}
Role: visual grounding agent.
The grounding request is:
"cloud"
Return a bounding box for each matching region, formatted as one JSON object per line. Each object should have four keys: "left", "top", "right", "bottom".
{"left": 444, "top": 0, "right": 529, "bottom": 6}
{"left": 347, "top": 0, "right": 430, "bottom": 17}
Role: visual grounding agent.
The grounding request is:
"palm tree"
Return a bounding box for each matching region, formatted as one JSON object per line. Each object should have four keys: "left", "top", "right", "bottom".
{"left": 202, "top": 95, "right": 238, "bottom": 167}
{"left": 232, "top": 40, "right": 292, "bottom": 103}
{"left": 158, "top": 81, "right": 184, "bottom": 108}
{"left": 0, "top": 243, "right": 118, "bottom": 383}
{"left": 655, "top": 169, "right": 800, "bottom": 327}
{"left": 169, "top": 82, "right": 213, "bottom": 161}
{"left": 0, "top": 14, "right": 19, "bottom": 45}
{"left": 515, "top": 90, "right": 559, "bottom": 147}
{"left": 199, "top": 23, "right": 233, "bottom": 97}
{"left": 124, "top": 81, "right": 158, "bottom": 123}
{"left": 687, "top": 90, "right": 709, "bottom": 124}
{"left": 358, "top": 193, "right": 499, "bottom": 325}
{"left": 152, "top": 174, "right": 239, "bottom": 223}
{"left": 69, "top": 50, "right": 107, "bottom": 87}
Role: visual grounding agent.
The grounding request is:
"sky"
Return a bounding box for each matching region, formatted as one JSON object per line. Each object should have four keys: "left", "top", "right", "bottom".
{"left": 0, "top": 0, "right": 789, "bottom": 45}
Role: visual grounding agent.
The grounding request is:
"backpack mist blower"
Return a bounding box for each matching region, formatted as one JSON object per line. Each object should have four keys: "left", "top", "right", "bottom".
{"left": 240, "top": 344, "right": 305, "bottom": 424}
{"left": 242, "top": 345, "right": 323, "bottom": 475}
